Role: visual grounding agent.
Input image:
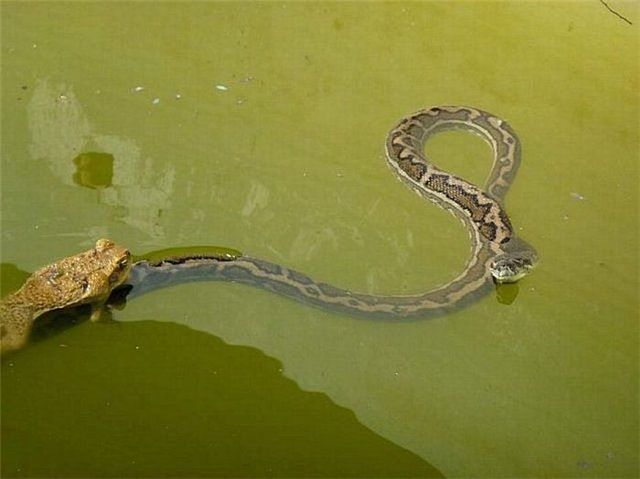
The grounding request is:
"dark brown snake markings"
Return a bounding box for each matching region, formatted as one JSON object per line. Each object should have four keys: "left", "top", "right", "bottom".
{"left": 127, "top": 106, "right": 537, "bottom": 319}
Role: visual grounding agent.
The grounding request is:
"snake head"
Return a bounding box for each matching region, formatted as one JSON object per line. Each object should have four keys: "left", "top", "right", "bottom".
{"left": 490, "top": 237, "right": 538, "bottom": 283}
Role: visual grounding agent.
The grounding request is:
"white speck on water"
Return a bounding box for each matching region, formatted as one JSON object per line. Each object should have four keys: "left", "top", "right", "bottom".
{"left": 152, "top": 97, "right": 160, "bottom": 105}
{"left": 393, "top": 371, "right": 399, "bottom": 376}
{"left": 175, "top": 93, "right": 182, "bottom": 99}
{"left": 34, "top": 225, "right": 39, "bottom": 230}
{"left": 58, "top": 94, "right": 69, "bottom": 103}
{"left": 562, "top": 214, "right": 569, "bottom": 220}
{"left": 570, "top": 192, "right": 585, "bottom": 200}
{"left": 133, "top": 86, "right": 144, "bottom": 92}
{"left": 32, "top": 43, "right": 37, "bottom": 49}
{"left": 59, "top": 344, "right": 68, "bottom": 348}
{"left": 215, "top": 84, "right": 229, "bottom": 91}
{"left": 135, "top": 345, "right": 140, "bottom": 350}
{"left": 236, "top": 99, "right": 245, "bottom": 105}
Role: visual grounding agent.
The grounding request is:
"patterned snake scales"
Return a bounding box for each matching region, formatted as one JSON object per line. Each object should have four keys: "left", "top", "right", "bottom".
{"left": 127, "top": 106, "right": 538, "bottom": 319}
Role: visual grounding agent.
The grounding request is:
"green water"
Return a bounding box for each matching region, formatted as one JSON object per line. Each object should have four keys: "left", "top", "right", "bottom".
{"left": 1, "top": 2, "right": 638, "bottom": 477}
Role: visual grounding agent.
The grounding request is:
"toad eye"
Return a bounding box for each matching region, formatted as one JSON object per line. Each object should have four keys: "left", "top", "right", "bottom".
{"left": 116, "top": 254, "right": 130, "bottom": 270}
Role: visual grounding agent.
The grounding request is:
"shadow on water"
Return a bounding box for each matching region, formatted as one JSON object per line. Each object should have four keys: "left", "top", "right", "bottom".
{"left": 1, "top": 266, "right": 442, "bottom": 477}
{"left": 0, "top": 263, "right": 30, "bottom": 295}
{"left": 72, "top": 152, "right": 114, "bottom": 190}
{"left": 1, "top": 319, "right": 444, "bottom": 478}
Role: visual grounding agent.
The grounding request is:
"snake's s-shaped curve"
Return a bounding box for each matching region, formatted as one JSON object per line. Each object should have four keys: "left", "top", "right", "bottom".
{"left": 126, "top": 106, "right": 537, "bottom": 319}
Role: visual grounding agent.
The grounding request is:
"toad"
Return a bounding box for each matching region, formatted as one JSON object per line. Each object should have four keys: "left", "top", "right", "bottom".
{"left": 0, "top": 239, "right": 131, "bottom": 354}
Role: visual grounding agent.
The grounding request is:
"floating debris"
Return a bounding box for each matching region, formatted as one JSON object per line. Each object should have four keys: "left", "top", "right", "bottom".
{"left": 152, "top": 97, "right": 160, "bottom": 105}
{"left": 570, "top": 192, "right": 585, "bottom": 200}
{"left": 175, "top": 93, "right": 182, "bottom": 99}
{"left": 215, "top": 84, "right": 229, "bottom": 91}
{"left": 133, "top": 86, "right": 144, "bottom": 93}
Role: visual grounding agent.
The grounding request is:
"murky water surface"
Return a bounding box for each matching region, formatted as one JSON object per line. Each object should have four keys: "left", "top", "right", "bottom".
{"left": 1, "top": 2, "right": 638, "bottom": 477}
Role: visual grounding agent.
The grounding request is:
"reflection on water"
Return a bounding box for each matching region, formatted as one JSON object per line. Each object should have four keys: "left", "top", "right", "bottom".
{"left": 494, "top": 281, "right": 519, "bottom": 305}
{"left": 27, "top": 79, "right": 175, "bottom": 239}
{"left": 241, "top": 180, "right": 270, "bottom": 218}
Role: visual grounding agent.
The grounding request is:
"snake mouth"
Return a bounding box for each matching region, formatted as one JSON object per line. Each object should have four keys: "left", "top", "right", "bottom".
{"left": 490, "top": 255, "right": 537, "bottom": 284}
{"left": 492, "top": 269, "right": 530, "bottom": 284}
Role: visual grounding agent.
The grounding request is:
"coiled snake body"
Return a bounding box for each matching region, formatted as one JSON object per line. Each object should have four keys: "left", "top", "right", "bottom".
{"left": 127, "top": 106, "right": 537, "bottom": 319}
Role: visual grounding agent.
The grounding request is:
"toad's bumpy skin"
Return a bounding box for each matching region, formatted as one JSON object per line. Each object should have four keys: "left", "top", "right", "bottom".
{"left": 0, "top": 239, "right": 131, "bottom": 354}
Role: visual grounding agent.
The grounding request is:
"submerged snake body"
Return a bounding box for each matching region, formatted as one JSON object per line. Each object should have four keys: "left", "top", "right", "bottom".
{"left": 128, "top": 106, "right": 537, "bottom": 319}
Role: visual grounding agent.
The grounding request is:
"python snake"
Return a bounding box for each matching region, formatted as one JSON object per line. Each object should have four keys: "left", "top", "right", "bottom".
{"left": 126, "top": 106, "right": 537, "bottom": 319}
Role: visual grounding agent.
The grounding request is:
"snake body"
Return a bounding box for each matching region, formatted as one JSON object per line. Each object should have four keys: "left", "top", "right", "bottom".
{"left": 126, "top": 106, "right": 537, "bottom": 319}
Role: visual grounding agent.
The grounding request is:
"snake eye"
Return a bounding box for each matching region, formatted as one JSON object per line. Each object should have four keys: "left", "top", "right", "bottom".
{"left": 500, "top": 237, "right": 511, "bottom": 244}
